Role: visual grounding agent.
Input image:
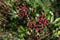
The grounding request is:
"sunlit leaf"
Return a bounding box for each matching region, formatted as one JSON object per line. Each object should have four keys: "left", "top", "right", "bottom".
{"left": 50, "top": 15, "right": 54, "bottom": 22}
{"left": 54, "top": 18, "right": 60, "bottom": 23}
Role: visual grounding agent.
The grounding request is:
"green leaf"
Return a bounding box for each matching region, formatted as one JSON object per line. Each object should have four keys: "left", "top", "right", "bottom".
{"left": 18, "top": 26, "right": 25, "bottom": 33}
{"left": 20, "top": 34, "right": 25, "bottom": 39}
{"left": 49, "top": 11, "right": 54, "bottom": 16}
{"left": 53, "top": 17, "right": 60, "bottom": 23}
{"left": 29, "top": 0, "right": 39, "bottom": 8}
{"left": 29, "top": 0, "right": 35, "bottom": 4}
{"left": 55, "top": 22, "right": 60, "bottom": 26}
{"left": 53, "top": 32, "right": 59, "bottom": 38}
{"left": 50, "top": 15, "right": 54, "bottom": 22}
{"left": 38, "top": 0, "right": 44, "bottom": 7}
{"left": 47, "top": 14, "right": 51, "bottom": 20}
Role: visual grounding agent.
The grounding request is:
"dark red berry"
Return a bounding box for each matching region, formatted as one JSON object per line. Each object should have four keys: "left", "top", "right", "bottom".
{"left": 21, "top": 12, "right": 25, "bottom": 17}
{"left": 16, "top": 6, "right": 20, "bottom": 10}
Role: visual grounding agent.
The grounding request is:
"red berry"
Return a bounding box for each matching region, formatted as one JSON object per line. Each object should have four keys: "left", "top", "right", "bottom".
{"left": 43, "top": 20, "right": 47, "bottom": 27}
{"left": 27, "top": 22, "right": 32, "bottom": 27}
{"left": 32, "top": 21, "right": 36, "bottom": 26}
{"left": 22, "top": 6, "right": 27, "bottom": 12}
{"left": 36, "top": 28, "right": 40, "bottom": 33}
{"left": 38, "top": 17, "right": 41, "bottom": 22}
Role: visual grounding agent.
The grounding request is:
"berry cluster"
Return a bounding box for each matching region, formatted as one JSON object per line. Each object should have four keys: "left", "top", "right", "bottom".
{"left": 17, "top": 6, "right": 28, "bottom": 18}
{"left": 38, "top": 14, "right": 49, "bottom": 27}
{"left": 17, "top": 5, "right": 49, "bottom": 33}
{"left": 27, "top": 14, "right": 49, "bottom": 33}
